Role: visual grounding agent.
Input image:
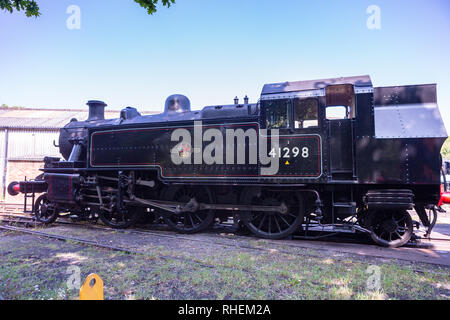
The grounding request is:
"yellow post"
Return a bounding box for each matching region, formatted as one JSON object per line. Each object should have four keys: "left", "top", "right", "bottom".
{"left": 79, "top": 273, "right": 104, "bottom": 300}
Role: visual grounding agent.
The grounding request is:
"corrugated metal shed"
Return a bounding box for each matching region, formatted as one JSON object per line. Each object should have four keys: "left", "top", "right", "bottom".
{"left": 0, "top": 107, "right": 158, "bottom": 159}
{"left": 8, "top": 130, "right": 61, "bottom": 160}
{"left": 0, "top": 129, "right": 5, "bottom": 173}
{"left": 0, "top": 107, "right": 157, "bottom": 129}
{"left": 0, "top": 107, "right": 158, "bottom": 200}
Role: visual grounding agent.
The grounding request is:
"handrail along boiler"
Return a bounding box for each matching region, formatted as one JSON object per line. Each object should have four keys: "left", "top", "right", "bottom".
{"left": 8, "top": 75, "right": 447, "bottom": 248}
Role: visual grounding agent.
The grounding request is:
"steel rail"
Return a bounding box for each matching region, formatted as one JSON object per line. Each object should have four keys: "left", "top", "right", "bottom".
{"left": 0, "top": 223, "right": 143, "bottom": 254}
{"left": 0, "top": 214, "right": 362, "bottom": 262}
{"left": 0, "top": 222, "right": 352, "bottom": 271}
{"left": 1, "top": 212, "right": 449, "bottom": 243}
{"left": 1, "top": 217, "right": 449, "bottom": 271}
{"left": 0, "top": 223, "right": 289, "bottom": 271}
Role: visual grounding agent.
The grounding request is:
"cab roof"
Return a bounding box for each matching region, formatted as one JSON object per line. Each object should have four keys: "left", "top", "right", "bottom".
{"left": 261, "top": 75, "right": 372, "bottom": 95}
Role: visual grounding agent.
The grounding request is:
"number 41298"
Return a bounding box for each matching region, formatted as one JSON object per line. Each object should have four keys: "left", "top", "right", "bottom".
{"left": 269, "top": 147, "right": 309, "bottom": 159}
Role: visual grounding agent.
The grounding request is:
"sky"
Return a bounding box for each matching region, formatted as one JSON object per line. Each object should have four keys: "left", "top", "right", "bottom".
{"left": 0, "top": 0, "right": 449, "bottom": 128}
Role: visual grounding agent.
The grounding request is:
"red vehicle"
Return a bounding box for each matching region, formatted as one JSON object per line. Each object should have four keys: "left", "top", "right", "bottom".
{"left": 439, "top": 160, "right": 450, "bottom": 206}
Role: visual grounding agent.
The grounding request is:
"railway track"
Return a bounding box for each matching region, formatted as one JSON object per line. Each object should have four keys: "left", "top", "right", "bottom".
{"left": 0, "top": 223, "right": 142, "bottom": 254}
{"left": 0, "top": 213, "right": 332, "bottom": 261}
{"left": 0, "top": 204, "right": 29, "bottom": 215}
{"left": 1, "top": 211, "right": 450, "bottom": 269}
{"left": 1, "top": 211, "right": 449, "bottom": 243}
{"left": 2, "top": 216, "right": 450, "bottom": 275}
{"left": 0, "top": 219, "right": 345, "bottom": 272}
{"left": 1, "top": 220, "right": 449, "bottom": 304}
{"left": 2, "top": 221, "right": 365, "bottom": 293}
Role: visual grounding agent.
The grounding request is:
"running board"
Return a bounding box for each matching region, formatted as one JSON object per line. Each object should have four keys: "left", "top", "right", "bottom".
{"left": 131, "top": 196, "right": 288, "bottom": 215}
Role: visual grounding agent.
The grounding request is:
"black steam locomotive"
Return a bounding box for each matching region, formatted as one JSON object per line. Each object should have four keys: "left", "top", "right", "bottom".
{"left": 8, "top": 75, "right": 447, "bottom": 247}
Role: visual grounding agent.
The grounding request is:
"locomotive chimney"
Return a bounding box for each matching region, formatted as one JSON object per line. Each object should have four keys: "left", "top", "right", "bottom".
{"left": 244, "top": 95, "right": 249, "bottom": 104}
{"left": 86, "top": 100, "right": 107, "bottom": 121}
{"left": 234, "top": 96, "right": 239, "bottom": 105}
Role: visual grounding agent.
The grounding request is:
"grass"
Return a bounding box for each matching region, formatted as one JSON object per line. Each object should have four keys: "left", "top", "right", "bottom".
{"left": 0, "top": 230, "right": 449, "bottom": 300}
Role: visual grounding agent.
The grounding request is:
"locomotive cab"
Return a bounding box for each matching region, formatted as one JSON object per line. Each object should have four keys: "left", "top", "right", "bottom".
{"left": 259, "top": 76, "right": 446, "bottom": 246}
{"left": 260, "top": 76, "right": 373, "bottom": 183}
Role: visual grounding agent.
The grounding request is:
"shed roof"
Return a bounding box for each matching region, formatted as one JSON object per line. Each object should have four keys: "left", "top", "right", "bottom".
{"left": 0, "top": 107, "right": 157, "bottom": 129}
{"left": 262, "top": 75, "right": 372, "bottom": 95}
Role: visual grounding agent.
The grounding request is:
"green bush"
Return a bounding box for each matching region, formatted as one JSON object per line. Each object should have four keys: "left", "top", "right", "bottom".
{"left": 441, "top": 138, "right": 450, "bottom": 160}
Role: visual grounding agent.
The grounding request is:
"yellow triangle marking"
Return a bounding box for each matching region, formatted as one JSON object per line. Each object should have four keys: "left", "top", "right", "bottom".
{"left": 285, "top": 160, "right": 290, "bottom": 165}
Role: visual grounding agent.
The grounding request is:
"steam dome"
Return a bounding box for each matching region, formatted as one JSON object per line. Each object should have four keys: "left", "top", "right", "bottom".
{"left": 164, "top": 94, "right": 191, "bottom": 114}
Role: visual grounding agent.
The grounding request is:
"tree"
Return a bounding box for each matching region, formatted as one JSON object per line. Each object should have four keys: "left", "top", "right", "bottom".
{"left": 441, "top": 138, "right": 450, "bottom": 160}
{"left": 0, "top": 0, "right": 40, "bottom": 17}
{"left": 134, "top": 0, "right": 175, "bottom": 15}
{"left": 0, "top": 0, "right": 175, "bottom": 17}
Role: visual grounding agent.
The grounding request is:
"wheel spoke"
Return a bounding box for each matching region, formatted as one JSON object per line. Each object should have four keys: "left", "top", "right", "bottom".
{"left": 193, "top": 213, "right": 202, "bottom": 223}
{"left": 368, "top": 210, "right": 412, "bottom": 247}
{"left": 258, "top": 214, "right": 267, "bottom": 230}
{"left": 188, "top": 214, "right": 195, "bottom": 228}
{"left": 278, "top": 215, "right": 290, "bottom": 227}
{"left": 274, "top": 215, "right": 282, "bottom": 233}
{"left": 163, "top": 186, "right": 213, "bottom": 233}
{"left": 251, "top": 212, "right": 263, "bottom": 222}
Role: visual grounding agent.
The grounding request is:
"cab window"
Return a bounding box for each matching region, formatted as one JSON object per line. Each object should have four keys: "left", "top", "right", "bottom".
{"left": 293, "top": 98, "right": 318, "bottom": 128}
{"left": 326, "top": 84, "right": 356, "bottom": 119}
{"left": 264, "top": 99, "right": 290, "bottom": 129}
{"left": 326, "top": 106, "right": 348, "bottom": 120}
